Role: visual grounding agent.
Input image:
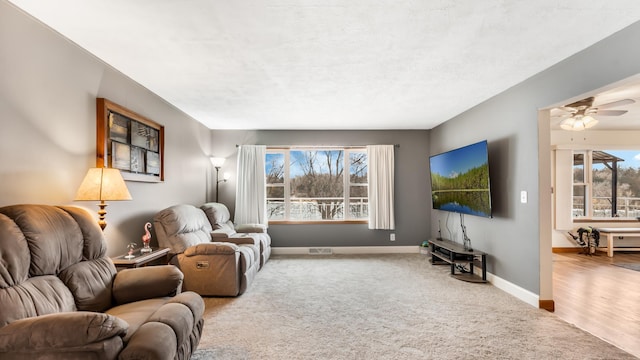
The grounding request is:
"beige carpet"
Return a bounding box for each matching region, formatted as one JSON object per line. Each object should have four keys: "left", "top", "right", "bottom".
{"left": 192, "top": 254, "right": 635, "bottom": 359}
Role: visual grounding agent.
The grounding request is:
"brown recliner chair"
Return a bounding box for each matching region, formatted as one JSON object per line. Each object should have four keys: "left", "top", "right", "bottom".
{"left": 0, "top": 204, "right": 204, "bottom": 360}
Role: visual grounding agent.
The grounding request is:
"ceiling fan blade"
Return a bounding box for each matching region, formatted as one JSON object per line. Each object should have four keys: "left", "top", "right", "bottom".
{"left": 551, "top": 113, "right": 572, "bottom": 119}
{"left": 565, "top": 97, "right": 594, "bottom": 109}
{"left": 595, "top": 98, "right": 635, "bottom": 109}
{"left": 596, "top": 110, "right": 628, "bottom": 116}
{"left": 552, "top": 107, "right": 577, "bottom": 114}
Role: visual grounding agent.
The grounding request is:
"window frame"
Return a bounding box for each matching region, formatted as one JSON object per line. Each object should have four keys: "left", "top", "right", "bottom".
{"left": 572, "top": 150, "right": 591, "bottom": 218}
{"left": 266, "top": 146, "right": 368, "bottom": 224}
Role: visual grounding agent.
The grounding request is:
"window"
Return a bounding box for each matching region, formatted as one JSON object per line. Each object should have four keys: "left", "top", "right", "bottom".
{"left": 266, "top": 147, "right": 368, "bottom": 222}
{"left": 571, "top": 149, "right": 640, "bottom": 218}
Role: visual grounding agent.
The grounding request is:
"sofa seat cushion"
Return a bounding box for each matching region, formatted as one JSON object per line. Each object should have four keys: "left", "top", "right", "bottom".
{"left": 105, "top": 292, "right": 204, "bottom": 345}
{"left": 109, "top": 293, "right": 204, "bottom": 360}
{"left": 106, "top": 298, "right": 169, "bottom": 343}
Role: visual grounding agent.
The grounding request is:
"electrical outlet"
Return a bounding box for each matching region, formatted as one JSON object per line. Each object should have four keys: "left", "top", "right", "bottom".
{"left": 520, "top": 190, "right": 528, "bottom": 203}
{"left": 390, "top": 233, "right": 396, "bottom": 241}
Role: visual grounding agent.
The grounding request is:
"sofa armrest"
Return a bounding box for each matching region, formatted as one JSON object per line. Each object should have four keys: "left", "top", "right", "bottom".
{"left": 226, "top": 233, "right": 259, "bottom": 246}
{"left": 183, "top": 242, "right": 239, "bottom": 256}
{"left": 113, "top": 265, "right": 184, "bottom": 305}
{"left": 235, "top": 224, "right": 267, "bottom": 233}
{"left": 0, "top": 312, "right": 127, "bottom": 351}
{"left": 211, "top": 228, "right": 236, "bottom": 239}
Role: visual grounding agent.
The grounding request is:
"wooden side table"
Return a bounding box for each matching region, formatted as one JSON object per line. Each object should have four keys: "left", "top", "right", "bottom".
{"left": 111, "top": 247, "right": 170, "bottom": 271}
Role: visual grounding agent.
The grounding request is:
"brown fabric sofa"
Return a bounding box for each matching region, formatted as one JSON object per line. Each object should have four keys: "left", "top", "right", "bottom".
{"left": 153, "top": 204, "right": 261, "bottom": 296}
{"left": 0, "top": 204, "right": 204, "bottom": 360}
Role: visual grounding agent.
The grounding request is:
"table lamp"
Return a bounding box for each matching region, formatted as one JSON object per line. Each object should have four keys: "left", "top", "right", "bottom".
{"left": 75, "top": 167, "right": 132, "bottom": 230}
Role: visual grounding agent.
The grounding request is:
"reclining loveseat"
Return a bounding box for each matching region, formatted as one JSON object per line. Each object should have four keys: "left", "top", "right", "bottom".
{"left": 200, "top": 202, "right": 271, "bottom": 269}
{"left": 153, "top": 203, "right": 271, "bottom": 297}
{"left": 0, "top": 204, "right": 204, "bottom": 360}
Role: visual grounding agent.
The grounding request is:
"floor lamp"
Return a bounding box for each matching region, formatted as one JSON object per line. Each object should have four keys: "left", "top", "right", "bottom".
{"left": 210, "top": 157, "right": 230, "bottom": 202}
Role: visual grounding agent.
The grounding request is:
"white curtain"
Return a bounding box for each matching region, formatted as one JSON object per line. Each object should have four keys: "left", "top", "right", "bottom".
{"left": 367, "top": 145, "right": 395, "bottom": 230}
{"left": 234, "top": 145, "right": 268, "bottom": 226}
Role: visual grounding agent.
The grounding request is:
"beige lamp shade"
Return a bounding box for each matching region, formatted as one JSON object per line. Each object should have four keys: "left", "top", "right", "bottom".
{"left": 75, "top": 168, "right": 132, "bottom": 230}
{"left": 75, "top": 168, "right": 132, "bottom": 201}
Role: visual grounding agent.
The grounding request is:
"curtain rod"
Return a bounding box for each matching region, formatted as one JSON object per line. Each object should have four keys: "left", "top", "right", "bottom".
{"left": 235, "top": 144, "right": 399, "bottom": 148}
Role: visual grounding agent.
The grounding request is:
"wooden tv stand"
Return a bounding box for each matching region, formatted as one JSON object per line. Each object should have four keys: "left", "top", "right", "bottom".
{"left": 428, "top": 238, "right": 487, "bottom": 283}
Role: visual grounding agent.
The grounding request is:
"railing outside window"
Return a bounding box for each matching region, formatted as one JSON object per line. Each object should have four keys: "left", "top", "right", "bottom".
{"left": 573, "top": 196, "right": 640, "bottom": 218}
{"left": 267, "top": 197, "right": 368, "bottom": 221}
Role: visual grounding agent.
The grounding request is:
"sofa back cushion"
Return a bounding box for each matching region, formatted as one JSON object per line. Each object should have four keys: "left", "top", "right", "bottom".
{"left": 58, "top": 257, "right": 116, "bottom": 312}
{"left": 201, "top": 202, "right": 235, "bottom": 232}
{"left": 2, "top": 205, "right": 86, "bottom": 275}
{"left": 0, "top": 275, "right": 77, "bottom": 327}
{"left": 153, "top": 204, "right": 213, "bottom": 254}
{"left": 0, "top": 205, "right": 115, "bottom": 326}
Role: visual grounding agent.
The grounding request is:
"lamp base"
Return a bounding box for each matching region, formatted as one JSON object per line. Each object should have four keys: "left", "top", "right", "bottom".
{"left": 97, "top": 202, "right": 107, "bottom": 230}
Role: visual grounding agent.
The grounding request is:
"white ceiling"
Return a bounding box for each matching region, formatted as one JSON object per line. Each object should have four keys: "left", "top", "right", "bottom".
{"left": 8, "top": 1, "right": 640, "bottom": 130}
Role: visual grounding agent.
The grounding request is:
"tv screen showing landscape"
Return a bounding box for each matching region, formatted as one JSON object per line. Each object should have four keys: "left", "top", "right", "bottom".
{"left": 429, "top": 140, "right": 492, "bottom": 218}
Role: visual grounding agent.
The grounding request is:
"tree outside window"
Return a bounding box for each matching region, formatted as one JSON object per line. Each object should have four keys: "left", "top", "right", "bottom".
{"left": 266, "top": 152, "right": 285, "bottom": 219}
{"left": 266, "top": 148, "right": 368, "bottom": 221}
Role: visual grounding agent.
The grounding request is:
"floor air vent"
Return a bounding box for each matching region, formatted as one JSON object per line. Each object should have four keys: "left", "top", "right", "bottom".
{"left": 308, "top": 248, "right": 333, "bottom": 255}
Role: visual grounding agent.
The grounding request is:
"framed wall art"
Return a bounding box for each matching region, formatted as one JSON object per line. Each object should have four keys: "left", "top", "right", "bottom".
{"left": 96, "top": 98, "right": 164, "bottom": 182}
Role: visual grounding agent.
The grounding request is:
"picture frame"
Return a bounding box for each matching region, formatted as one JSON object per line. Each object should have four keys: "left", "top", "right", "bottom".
{"left": 97, "top": 98, "right": 164, "bottom": 182}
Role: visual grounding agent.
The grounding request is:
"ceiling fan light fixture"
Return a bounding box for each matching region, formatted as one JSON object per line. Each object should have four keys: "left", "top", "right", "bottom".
{"left": 555, "top": 95, "right": 633, "bottom": 131}
{"left": 559, "top": 114, "right": 599, "bottom": 131}
{"left": 582, "top": 115, "right": 598, "bottom": 129}
{"left": 559, "top": 118, "right": 576, "bottom": 131}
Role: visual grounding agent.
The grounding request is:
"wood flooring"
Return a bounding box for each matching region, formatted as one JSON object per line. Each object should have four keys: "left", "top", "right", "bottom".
{"left": 553, "top": 250, "right": 640, "bottom": 358}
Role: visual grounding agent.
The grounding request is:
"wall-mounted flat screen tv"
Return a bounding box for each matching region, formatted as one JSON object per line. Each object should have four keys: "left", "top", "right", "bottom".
{"left": 429, "top": 140, "right": 492, "bottom": 218}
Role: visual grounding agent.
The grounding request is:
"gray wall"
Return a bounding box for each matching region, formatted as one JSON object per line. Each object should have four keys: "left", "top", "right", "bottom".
{"left": 4, "top": 0, "right": 640, "bottom": 297}
{"left": 211, "top": 130, "right": 430, "bottom": 247}
{"left": 430, "top": 21, "right": 640, "bottom": 294}
{"left": 0, "top": 2, "right": 212, "bottom": 256}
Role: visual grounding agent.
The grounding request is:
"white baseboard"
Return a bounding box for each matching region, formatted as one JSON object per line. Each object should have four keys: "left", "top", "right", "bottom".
{"left": 272, "top": 246, "right": 420, "bottom": 255}
{"left": 481, "top": 270, "right": 539, "bottom": 308}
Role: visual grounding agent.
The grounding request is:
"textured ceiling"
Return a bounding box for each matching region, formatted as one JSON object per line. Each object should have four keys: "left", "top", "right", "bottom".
{"left": 8, "top": 1, "right": 640, "bottom": 130}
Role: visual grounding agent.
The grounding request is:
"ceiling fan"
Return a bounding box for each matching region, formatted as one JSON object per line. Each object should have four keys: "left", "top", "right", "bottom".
{"left": 553, "top": 96, "right": 635, "bottom": 131}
